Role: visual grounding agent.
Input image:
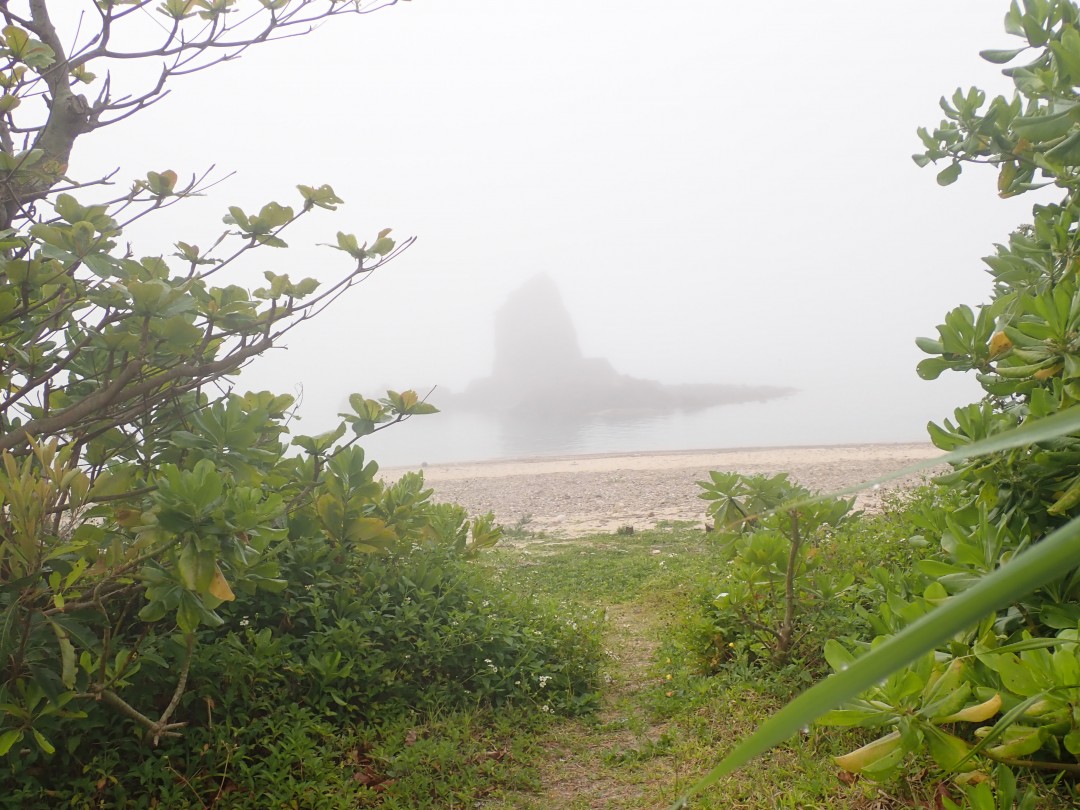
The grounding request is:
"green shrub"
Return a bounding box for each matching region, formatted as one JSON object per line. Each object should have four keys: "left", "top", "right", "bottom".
{"left": 680, "top": 486, "right": 947, "bottom": 680}
{"left": 694, "top": 472, "right": 855, "bottom": 665}
{"left": 2, "top": 539, "right": 603, "bottom": 807}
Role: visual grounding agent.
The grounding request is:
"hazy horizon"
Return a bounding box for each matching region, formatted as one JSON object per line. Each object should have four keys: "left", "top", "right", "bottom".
{"left": 74, "top": 1, "right": 1042, "bottom": 463}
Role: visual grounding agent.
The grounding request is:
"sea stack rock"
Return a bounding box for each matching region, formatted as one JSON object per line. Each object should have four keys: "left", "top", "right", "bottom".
{"left": 492, "top": 275, "right": 584, "bottom": 385}
{"left": 456, "top": 274, "right": 794, "bottom": 417}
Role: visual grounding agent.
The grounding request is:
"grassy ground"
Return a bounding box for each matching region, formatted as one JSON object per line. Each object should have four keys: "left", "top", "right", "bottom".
{"left": 472, "top": 522, "right": 911, "bottom": 810}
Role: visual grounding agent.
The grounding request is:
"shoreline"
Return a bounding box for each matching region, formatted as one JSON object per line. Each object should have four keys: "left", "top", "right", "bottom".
{"left": 380, "top": 440, "right": 938, "bottom": 474}
{"left": 380, "top": 442, "right": 945, "bottom": 539}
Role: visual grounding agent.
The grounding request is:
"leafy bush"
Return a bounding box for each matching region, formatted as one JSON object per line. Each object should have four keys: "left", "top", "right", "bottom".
{"left": 3, "top": 517, "right": 603, "bottom": 806}
{"left": 0, "top": 3, "right": 607, "bottom": 806}
{"left": 0, "top": 0, "right": 454, "bottom": 768}
{"left": 695, "top": 472, "right": 855, "bottom": 664}
{"left": 819, "top": 0, "right": 1080, "bottom": 788}
{"left": 680, "top": 487, "right": 939, "bottom": 680}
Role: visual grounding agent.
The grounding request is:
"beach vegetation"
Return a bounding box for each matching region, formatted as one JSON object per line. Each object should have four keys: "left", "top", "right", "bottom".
{"left": 696, "top": 472, "right": 855, "bottom": 663}
{"left": 15, "top": 0, "right": 1080, "bottom": 806}
{"left": 679, "top": 1, "right": 1080, "bottom": 804}
{"left": 471, "top": 517, "right": 1073, "bottom": 807}
{"left": 0, "top": 2, "right": 605, "bottom": 805}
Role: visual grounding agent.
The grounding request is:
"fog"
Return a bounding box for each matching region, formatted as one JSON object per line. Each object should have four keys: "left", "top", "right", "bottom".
{"left": 77, "top": 1, "right": 1044, "bottom": 464}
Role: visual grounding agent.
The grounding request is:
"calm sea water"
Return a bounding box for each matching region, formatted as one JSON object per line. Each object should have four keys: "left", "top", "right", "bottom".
{"left": 361, "top": 389, "right": 935, "bottom": 468}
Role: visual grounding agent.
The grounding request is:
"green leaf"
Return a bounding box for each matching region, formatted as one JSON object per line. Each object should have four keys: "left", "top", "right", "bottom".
{"left": 916, "top": 357, "right": 954, "bottom": 380}
{"left": 175, "top": 592, "right": 203, "bottom": 633}
{"left": 1044, "top": 129, "right": 1080, "bottom": 166}
{"left": 329, "top": 231, "right": 363, "bottom": 259}
{"left": 291, "top": 423, "right": 346, "bottom": 455}
{"left": 31, "top": 728, "right": 55, "bottom": 755}
{"left": 144, "top": 170, "right": 178, "bottom": 196}
{"left": 822, "top": 638, "right": 856, "bottom": 673}
{"left": 0, "top": 729, "right": 23, "bottom": 756}
{"left": 258, "top": 202, "right": 293, "bottom": 227}
{"left": 176, "top": 543, "right": 215, "bottom": 592}
{"left": 1011, "top": 107, "right": 1080, "bottom": 142}
{"left": 368, "top": 233, "right": 395, "bottom": 256}
{"left": 1051, "top": 26, "right": 1080, "bottom": 82}
{"left": 223, "top": 206, "right": 250, "bottom": 230}
{"left": 979, "top": 47, "right": 1028, "bottom": 63}
{"left": 138, "top": 595, "right": 171, "bottom": 623}
{"left": 48, "top": 620, "right": 76, "bottom": 690}
{"left": 937, "top": 162, "right": 962, "bottom": 186}
{"left": 924, "top": 726, "right": 972, "bottom": 771}
{"left": 2, "top": 25, "right": 55, "bottom": 68}
{"left": 157, "top": 0, "right": 198, "bottom": 20}
{"left": 297, "top": 183, "right": 343, "bottom": 210}
{"left": 915, "top": 336, "right": 945, "bottom": 354}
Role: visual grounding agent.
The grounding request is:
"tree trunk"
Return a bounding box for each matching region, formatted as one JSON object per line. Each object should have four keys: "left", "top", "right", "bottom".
{"left": 776, "top": 509, "right": 801, "bottom": 660}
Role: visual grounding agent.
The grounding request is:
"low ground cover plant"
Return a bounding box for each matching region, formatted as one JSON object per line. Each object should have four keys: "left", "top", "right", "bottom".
{"left": 4, "top": 471, "right": 604, "bottom": 807}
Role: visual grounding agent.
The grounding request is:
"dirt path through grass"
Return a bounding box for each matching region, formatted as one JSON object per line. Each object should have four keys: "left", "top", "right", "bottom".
{"left": 481, "top": 527, "right": 894, "bottom": 810}
{"left": 482, "top": 530, "right": 707, "bottom": 809}
{"left": 526, "top": 602, "right": 673, "bottom": 809}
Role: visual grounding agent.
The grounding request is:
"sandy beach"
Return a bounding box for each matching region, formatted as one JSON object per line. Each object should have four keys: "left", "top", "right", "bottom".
{"left": 380, "top": 442, "right": 945, "bottom": 538}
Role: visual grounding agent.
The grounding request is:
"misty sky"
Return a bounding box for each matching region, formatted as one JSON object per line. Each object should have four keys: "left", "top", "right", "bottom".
{"left": 74, "top": 1, "right": 1049, "bottom": 459}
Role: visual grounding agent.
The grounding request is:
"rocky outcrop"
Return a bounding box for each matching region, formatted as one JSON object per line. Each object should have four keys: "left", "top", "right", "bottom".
{"left": 451, "top": 274, "right": 793, "bottom": 417}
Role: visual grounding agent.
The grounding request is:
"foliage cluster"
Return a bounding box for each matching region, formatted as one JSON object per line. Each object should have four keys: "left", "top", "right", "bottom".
{"left": 683, "top": 2, "right": 1080, "bottom": 804}
{"left": 695, "top": 472, "right": 855, "bottom": 666}
{"left": 821, "top": 0, "right": 1080, "bottom": 795}
{"left": 5, "top": 500, "right": 602, "bottom": 807}
{"left": 683, "top": 486, "right": 932, "bottom": 680}
{"left": 0, "top": 1, "right": 606, "bottom": 806}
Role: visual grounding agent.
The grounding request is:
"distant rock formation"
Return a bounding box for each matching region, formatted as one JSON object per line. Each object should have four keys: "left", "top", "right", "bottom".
{"left": 451, "top": 274, "right": 793, "bottom": 417}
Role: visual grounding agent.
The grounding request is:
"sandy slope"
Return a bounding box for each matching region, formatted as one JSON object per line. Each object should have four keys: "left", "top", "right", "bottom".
{"left": 380, "top": 443, "right": 945, "bottom": 538}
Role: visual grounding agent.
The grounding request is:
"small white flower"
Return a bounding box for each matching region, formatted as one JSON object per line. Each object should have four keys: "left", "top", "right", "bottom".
{"left": 239, "top": 617, "right": 250, "bottom": 627}
{"left": 541, "top": 705, "right": 551, "bottom": 713}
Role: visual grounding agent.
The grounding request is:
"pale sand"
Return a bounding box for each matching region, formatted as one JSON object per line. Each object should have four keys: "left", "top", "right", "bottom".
{"left": 380, "top": 443, "right": 945, "bottom": 539}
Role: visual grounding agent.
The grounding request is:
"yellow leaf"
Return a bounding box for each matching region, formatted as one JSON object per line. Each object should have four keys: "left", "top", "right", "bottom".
{"left": 988, "top": 330, "right": 1013, "bottom": 359}
{"left": 208, "top": 565, "right": 235, "bottom": 602}
{"left": 938, "top": 693, "right": 1002, "bottom": 723}
{"left": 834, "top": 730, "right": 902, "bottom": 772}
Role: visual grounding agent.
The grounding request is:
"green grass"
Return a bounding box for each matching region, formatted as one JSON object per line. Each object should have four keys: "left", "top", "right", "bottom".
{"left": 467, "top": 526, "right": 888, "bottom": 809}
{"left": 485, "top": 523, "right": 707, "bottom": 605}
{"left": 59, "top": 510, "right": 1061, "bottom": 809}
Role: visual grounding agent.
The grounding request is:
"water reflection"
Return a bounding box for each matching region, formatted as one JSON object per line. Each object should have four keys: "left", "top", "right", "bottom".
{"left": 495, "top": 410, "right": 674, "bottom": 458}
{"left": 360, "top": 387, "right": 931, "bottom": 469}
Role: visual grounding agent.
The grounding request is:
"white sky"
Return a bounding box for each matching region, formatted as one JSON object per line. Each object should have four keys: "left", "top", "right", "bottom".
{"left": 73, "top": 1, "right": 1047, "bottom": 452}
